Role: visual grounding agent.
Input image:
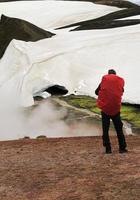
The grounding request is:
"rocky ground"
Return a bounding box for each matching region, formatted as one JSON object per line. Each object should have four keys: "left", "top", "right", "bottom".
{"left": 0, "top": 135, "right": 139, "bottom": 200}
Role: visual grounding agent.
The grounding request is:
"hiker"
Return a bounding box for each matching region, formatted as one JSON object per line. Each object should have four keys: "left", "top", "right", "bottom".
{"left": 95, "top": 69, "right": 128, "bottom": 154}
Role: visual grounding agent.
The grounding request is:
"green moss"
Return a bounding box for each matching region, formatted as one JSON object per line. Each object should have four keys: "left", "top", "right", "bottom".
{"left": 60, "top": 95, "right": 140, "bottom": 128}
{"left": 121, "top": 105, "right": 140, "bottom": 127}
{"left": 60, "top": 95, "right": 100, "bottom": 114}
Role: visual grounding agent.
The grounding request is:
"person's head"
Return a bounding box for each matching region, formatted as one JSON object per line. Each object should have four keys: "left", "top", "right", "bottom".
{"left": 108, "top": 69, "right": 116, "bottom": 75}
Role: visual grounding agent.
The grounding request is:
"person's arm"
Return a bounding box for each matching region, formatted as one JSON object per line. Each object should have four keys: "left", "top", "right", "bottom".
{"left": 122, "top": 78, "right": 125, "bottom": 93}
{"left": 95, "top": 84, "right": 101, "bottom": 96}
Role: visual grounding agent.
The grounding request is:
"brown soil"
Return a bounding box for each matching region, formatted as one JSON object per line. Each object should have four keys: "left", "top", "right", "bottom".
{"left": 0, "top": 135, "right": 139, "bottom": 200}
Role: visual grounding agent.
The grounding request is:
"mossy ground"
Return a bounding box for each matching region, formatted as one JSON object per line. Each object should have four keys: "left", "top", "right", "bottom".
{"left": 60, "top": 95, "right": 140, "bottom": 129}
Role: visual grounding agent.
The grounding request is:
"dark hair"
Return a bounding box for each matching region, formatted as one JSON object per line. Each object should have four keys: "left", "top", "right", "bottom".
{"left": 108, "top": 69, "right": 116, "bottom": 75}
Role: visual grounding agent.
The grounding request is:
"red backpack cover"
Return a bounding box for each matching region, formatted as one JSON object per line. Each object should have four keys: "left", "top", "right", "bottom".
{"left": 97, "top": 74, "right": 124, "bottom": 115}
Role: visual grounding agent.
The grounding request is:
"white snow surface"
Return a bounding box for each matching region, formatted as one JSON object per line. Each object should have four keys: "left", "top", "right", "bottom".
{"left": 127, "top": 0, "right": 140, "bottom": 5}
{"left": 0, "top": 1, "right": 119, "bottom": 31}
{"left": 0, "top": 1, "right": 140, "bottom": 106}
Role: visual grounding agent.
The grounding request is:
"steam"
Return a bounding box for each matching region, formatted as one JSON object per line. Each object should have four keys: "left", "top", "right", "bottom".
{"left": 0, "top": 76, "right": 69, "bottom": 140}
{"left": 25, "top": 99, "right": 69, "bottom": 139}
{"left": 0, "top": 80, "right": 102, "bottom": 141}
{"left": 0, "top": 97, "right": 70, "bottom": 141}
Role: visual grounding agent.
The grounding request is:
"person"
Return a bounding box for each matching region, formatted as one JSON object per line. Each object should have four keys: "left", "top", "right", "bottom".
{"left": 95, "top": 69, "right": 128, "bottom": 154}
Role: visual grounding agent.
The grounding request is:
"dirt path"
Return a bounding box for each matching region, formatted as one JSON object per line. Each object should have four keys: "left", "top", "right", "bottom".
{"left": 52, "top": 97, "right": 101, "bottom": 119}
{"left": 51, "top": 97, "right": 133, "bottom": 135}
{"left": 0, "top": 136, "right": 139, "bottom": 200}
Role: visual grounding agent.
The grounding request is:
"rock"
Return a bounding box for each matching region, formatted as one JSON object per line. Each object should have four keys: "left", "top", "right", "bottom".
{"left": 23, "top": 136, "right": 30, "bottom": 140}
{"left": 36, "top": 135, "right": 47, "bottom": 139}
{"left": 71, "top": 19, "right": 140, "bottom": 31}
{"left": 34, "top": 96, "right": 44, "bottom": 102}
{"left": 56, "top": 7, "right": 140, "bottom": 31}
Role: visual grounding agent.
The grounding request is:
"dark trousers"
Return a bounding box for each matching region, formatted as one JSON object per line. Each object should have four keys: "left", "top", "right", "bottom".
{"left": 101, "top": 111, "right": 127, "bottom": 150}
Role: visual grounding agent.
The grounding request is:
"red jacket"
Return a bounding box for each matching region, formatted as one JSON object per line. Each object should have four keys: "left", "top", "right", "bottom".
{"left": 97, "top": 74, "right": 124, "bottom": 116}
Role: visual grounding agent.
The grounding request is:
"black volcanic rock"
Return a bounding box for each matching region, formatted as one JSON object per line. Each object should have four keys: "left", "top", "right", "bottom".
{"left": 90, "top": 7, "right": 140, "bottom": 21}
{"left": 56, "top": 7, "right": 140, "bottom": 31}
{"left": 0, "top": 15, "right": 55, "bottom": 58}
{"left": 71, "top": 19, "right": 140, "bottom": 31}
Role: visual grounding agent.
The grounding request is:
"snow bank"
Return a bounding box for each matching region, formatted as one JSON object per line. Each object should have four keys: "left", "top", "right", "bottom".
{"left": 0, "top": 1, "right": 140, "bottom": 106}
{"left": 1, "top": 24, "right": 140, "bottom": 106}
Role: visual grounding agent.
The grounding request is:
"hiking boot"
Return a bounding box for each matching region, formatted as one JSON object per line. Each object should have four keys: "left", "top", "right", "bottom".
{"left": 119, "top": 149, "right": 128, "bottom": 154}
{"left": 105, "top": 147, "right": 112, "bottom": 154}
